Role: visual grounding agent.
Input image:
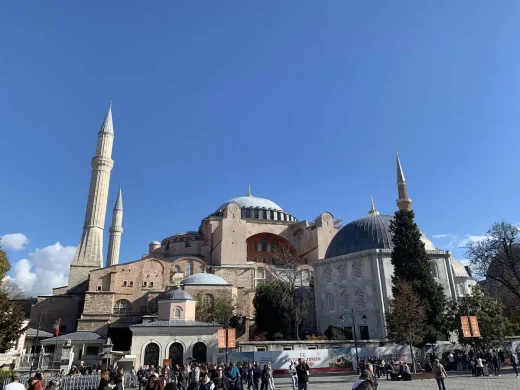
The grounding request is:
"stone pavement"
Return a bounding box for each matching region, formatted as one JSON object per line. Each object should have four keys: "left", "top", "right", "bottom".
{"left": 267, "top": 372, "right": 520, "bottom": 389}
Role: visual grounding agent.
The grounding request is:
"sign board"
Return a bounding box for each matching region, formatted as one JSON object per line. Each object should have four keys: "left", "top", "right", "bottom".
{"left": 460, "top": 316, "right": 472, "bottom": 338}
{"left": 227, "top": 328, "right": 236, "bottom": 348}
{"left": 218, "top": 329, "right": 226, "bottom": 348}
{"left": 217, "top": 328, "right": 236, "bottom": 348}
{"left": 469, "top": 316, "right": 481, "bottom": 337}
{"left": 163, "top": 359, "right": 172, "bottom": 367}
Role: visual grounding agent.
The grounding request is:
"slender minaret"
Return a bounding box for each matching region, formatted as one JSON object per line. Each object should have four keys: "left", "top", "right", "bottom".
{"left": 107, "top": 187, "right": 123, "bottom": 267}
{"left": 396, "top": 150, "right": 412, "bottom": 211}
{"left": 68, "top": 102, "right": 115, "bottom": 289}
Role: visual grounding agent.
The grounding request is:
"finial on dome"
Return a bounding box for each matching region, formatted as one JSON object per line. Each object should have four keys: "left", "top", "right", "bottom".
{"left": 248, "top": 184, "right": 252, "bottom": 197}
{"left": 368, "top": 195, "right": 380, "bottom": 216}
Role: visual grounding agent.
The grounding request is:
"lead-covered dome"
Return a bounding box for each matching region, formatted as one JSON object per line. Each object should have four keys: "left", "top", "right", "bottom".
{"left": 181, "top": 273, "right": 230, "bottom": 285}
{"left": 216, "top": 195, "right": 283, "bottom": 212}
{"left": 325, "top": 214, "right": 436, "bottom": 258}
{"left": 161, "top": 286, "right": 194, "bottom": 301}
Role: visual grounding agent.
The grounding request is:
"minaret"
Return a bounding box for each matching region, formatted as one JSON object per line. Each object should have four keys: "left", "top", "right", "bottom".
{"left": 107, "top": 187, "right": 123, "bottom": 267}
{"left": 68, "top": 102, "right": 115, "bottom": 289}
{"left": 396, "top": 150, "right": 412, "bottom": 211}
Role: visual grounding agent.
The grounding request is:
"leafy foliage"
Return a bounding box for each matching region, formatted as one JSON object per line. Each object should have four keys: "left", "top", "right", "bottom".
{"left": 465, "top": 222, "right": 520, "bottom": 304}
{"left": 0, "top": 244, "right": 26, "bottom": 353}
{"left": 253, "top": 280, "right": 293, "bottom": 338}
{"left": 195, "top": 294, "right": 236, "bottom": 326}
{"left": 324, "top": 325, "right": 347, "bottom": 340}
{"left": 389, "top": 210, "right": 447, "bottom": 343}
{"left": 446, "top": 285, "right": 512, "bottom": 349}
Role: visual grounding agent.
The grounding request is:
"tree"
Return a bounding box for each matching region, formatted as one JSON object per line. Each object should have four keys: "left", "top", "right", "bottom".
{"left": 386, "top": 281, "right": 427, "bottom": 373}
{"left": 446, "top": 285, "right": 512, "bottom": 349}
{"left": 0, "top": 279, "right": 28, "bottom": 299}
{"left": 465, "top": 222, "right": 520, "bottom": 303}
{"left": 0, "top": 243, "right": 26, "bottom": 353}
{"left": 389, "top": 209, "right": 447, "bottom": 343}
{"left": 253, "top": 280, "right": 293, "bottom": 338}
{"left": 195, "top": 294, "right": 236, "bottom": 326}
{"left": 324, "top": 325, "right": 347, "bottom": 340}
{"left": 266, "top": 242, "right": 314, "bottom": 339}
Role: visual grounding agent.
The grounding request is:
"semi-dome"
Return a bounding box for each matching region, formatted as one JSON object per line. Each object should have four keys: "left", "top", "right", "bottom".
{"left": 450, "top": 257, "right": 470, "bottom": 278}
{"left": 181, "top": 273, "right": 230, "bottom": 285}
{"left": 160, "top": 286, "right": 194, "bottom": 301}
{"left": 217, "top": 195, "right": 283, "bottom": 212}
{"left": 325, "top": 214, "right": 436, "bottom": 258}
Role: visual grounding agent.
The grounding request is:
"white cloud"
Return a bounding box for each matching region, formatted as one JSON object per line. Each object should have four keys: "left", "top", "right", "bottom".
{"left": 458, "top": 235, "right": 489, "bottom": 248}
{"left": 1, "top": 233, "right": 29, "bottom": 251}
{"left": 10, "top": 242, "right": 76, "bottom": 296}
{"left": 432, "top": 234, "right": 452, "bottom": 239}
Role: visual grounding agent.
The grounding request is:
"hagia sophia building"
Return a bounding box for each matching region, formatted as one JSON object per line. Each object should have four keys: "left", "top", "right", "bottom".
{"left": 26, "top": 104, "right": 475, "bottom": 361}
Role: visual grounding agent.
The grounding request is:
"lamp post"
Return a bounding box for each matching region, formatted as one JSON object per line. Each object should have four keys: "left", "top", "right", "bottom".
{"left": 340, "top": 310, "right": 367, "bottom": 374}
{"left": 225, "top": 315, "right": 243, "bottom": 364}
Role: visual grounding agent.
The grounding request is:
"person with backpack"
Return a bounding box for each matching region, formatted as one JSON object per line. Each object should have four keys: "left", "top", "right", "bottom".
{"left": 433, "top": 359, "right": 448, "bottom": 390}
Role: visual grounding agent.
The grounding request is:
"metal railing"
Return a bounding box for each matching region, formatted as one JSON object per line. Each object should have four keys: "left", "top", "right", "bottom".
{"left": 3, "top": 373, "right": 138, "bottom": 390}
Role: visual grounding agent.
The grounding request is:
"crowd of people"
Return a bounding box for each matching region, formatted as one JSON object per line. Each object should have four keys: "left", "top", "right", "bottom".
{"left": 134, "top": 358, "right": 311, "bottom": 390}
{"left": 5, "top": 372, "right": 58, "bottom": 390}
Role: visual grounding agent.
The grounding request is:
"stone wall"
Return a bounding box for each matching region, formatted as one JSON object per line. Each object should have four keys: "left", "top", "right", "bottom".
{"left": 29, "top": 295, "right": 83, "bottom": 334}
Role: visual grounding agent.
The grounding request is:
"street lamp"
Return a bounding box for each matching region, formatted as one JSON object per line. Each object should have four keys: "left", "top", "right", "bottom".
{"left": 225, "top": 315, "right": 243, "bottom": 364}
{"left": 340, "top": 310, "right": 367, "bottom": 374}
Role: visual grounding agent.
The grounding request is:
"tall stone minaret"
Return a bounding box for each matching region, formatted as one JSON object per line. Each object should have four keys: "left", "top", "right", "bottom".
{"left": 68, "top": 102, "right": 115, "bottom": 289}
{"left": 396, "top": 150, "right": 412, "bottom": 211}
{"left": 107, "top": 187, "right": 123, "bottom": 267}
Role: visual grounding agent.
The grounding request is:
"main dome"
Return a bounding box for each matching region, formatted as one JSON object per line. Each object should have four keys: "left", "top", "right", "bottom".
{"left": 216, "top": 195, "right": 283, "bottom": 212}
{"left": 325, "top": 214, "right": 436, "bottom": 258}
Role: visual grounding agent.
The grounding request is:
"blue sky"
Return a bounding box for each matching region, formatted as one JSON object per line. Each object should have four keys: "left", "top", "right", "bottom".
{"left": 1, "top": 1, "right": 519, "bottom": 295}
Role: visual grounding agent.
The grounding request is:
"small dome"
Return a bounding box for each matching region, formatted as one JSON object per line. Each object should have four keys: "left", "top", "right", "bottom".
{"left": 181, "top": 273, "right": 230, "bottom": 285}
{"left": 216, "top": 196, "right": 283, "bottom": 212}
{"left": 161, "top": 286, "right": 194, "bottom": 301}
{"left": 150, "top": 241, "right": 160, "bottom": 245}
{"left": 326, "top": 214, "right": 436, "bottom": 258}
{"left": 450, "top": 257, "right": 470, "bottom": 278}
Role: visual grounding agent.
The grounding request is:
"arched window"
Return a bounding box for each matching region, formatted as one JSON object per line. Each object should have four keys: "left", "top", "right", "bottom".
{"left": 341, "top": 291, "right": 350, "bottom": 310}
{"left": 113, "top": 299, "right": 132, "bottom": 315}
{"left": 143, "top": 343, "right": 159, "bottom": 366}
{"left": 169, "top": 342, "right": 184, "bottom": 365}
{"left": 339, "top": 266, "right": 347, "bottom": 281}
{"left": 192, "top": 342, "right": 207, "bottom": 363}
{"left": 353, "top": 260, "right": 363, "bottom": 279}
{"left": 325, "top": 267, "right": 332, "bottom": 283}
{"left": 200, "top": 265, "right": 206, "bottom": 273}
{"left": 431, "top": 261, "right": 439, "bottom": 278}
{"left": 356, "top": 289, "right": 366, "bottom": 310}
{"left": 173, "top": 307, "right": 182, "bottom": 319}
{"left": 327, "top": 293, "right": 335, "bottom": 312}
{"left": 174, "top": 265, "right": 181, "bottom": 274}
{"left": 185, "top": 261, "right": 193, "bottom": 277}
{"left": 202, "top": 294, "right": 214, "bottom": 308}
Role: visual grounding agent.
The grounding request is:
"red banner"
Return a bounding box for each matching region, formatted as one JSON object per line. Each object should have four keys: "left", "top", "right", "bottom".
{"left": 460, "top": 316, "right": 472, "bottom": 338}
{"left": 218, "top": 328, "right": 237, "bottom": 348}
{"left": 218, "top": 329, "right": 227, "bottom": 348}
{"left": 469, "top": 316, "right": 481, "bottom": 337}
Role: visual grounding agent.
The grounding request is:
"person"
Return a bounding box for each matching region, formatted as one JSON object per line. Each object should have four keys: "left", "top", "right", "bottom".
{"left": 252, "top": 362, "right": 261, "bottom": 390}
{"left": 433, "top": 359, "right": 448, "bottom": 390}
{"left": 511, "top": 352, "right": 519, "bottom": 378}
{"left": 288, "top": 361, "right": 297, "bottom": 390}
{"left": 260, "top": 365, "right": 268, "bottom": 390}
{"left": 32, "top": 373, "right": 44, "bottom": 390}
{"left": 246, "top": 362, "right": 254, "bottom": 390}
{"left": 200, "top": 371, "right": 215, "bottom": 390}
{"left": 475, "top": 356, "right": 484, "bottom": 377}
{"left": 98, "top": 371, "right": 111, "bottom": 390}
{"left": 266, "top": 364, "right": 275, "bottom": 390}
{"left": 114, "top": 368, "right": 125, "bottom": 390}
{"left": 191, "top": 364, "right": 201, "bottom": 389}
{"left": 295, "top": 358, "right": 309, "bottom": 390}
{"left": 178, "top": 365, "right": 189, "bottom": 390}
{"left": 5, "top": 373, "right": 24, "bottom": 390}
{"left": 400, "top": 362, "right": 411, "bottom": 381}
{"left": 492, "top": 353, "right": 500, "bottom": 376}
{"left": 27, "top": 377, "right": 38, "bottom": 390}
{"left": 364, "top": 363, "right": 378, "bottom": 388}
{"left": 352, "top": 372, "right": 374, "bottom": 390}
{"left": 212, "top": 366, "right": 226, "bottom": 390}
{"left": 165, "top": 383, "right": 177, "bottom": 390}
{"left": 44, "top": 380, "right": 58, "bottom": 390}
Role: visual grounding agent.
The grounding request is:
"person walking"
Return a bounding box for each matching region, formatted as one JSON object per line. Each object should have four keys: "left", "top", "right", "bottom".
{"left": 433, "top": 359, "right": 448, "bottom": 390}
{"left": 511, "top": 352, "right": 519, "bottom": 378}
{"left": 288, "top": 361, "right": 297, "bottom": 390}
{"left": 4, "top": 373, "right": 24, "bottom": 390}
{"left": 295, "top": 358, "right": 309, "bottom": 390}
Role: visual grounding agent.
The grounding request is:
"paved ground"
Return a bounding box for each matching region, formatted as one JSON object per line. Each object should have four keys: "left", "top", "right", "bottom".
{"left": 267, "top": 372, "right": 520, "bottom": 389}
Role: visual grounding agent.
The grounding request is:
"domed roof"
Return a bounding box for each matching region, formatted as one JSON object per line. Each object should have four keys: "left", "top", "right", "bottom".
{"left": 161, "top": 286, "right": 194, "bottom": 301}
{"left": 325, "top": 214, "right": 436, "bottom": 258}
{"left": 181, "top": 273, "right": 230, "bottom": 285}
{"left": 450, "top": 257, "right": 470, "bottom": 278}
{"left": 217, "top": 196, "right": 283, "bottom": 212}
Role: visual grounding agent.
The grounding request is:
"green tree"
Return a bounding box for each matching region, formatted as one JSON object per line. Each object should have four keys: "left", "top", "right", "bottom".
{"left": 253, "top": 280, "right": 293, "bottom": 338}
{"left": 195, "top": 294, "right": 236, "bottom": 326}
{"left": 0, "top": 244, "right": 26, "bottom": 352}
{"left": 324, "top": 325, "right": 347, "bottom": 340}
{"left": 386, "top": 281, "right": 427, "bottom": 373}
{"left": 389, "top": 209, "right": 447, "bottom": 343}
{"left": 446, "top": 285, "right": 512, "bottom": 349}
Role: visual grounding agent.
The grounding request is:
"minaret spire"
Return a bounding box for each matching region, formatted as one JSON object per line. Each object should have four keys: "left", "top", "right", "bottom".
{"left": 368, "top": 195, "right": 380, "bottom": 216}
{"left": 396, "top": 150, "right": 412, "bottom": 211}
{"left": 247, "top": 184, "right": 252, "bottom": 197}
{"left": 68, "top": 102, "right": 115, "bottom": 288}
{"left": 107, "top": 186, "right": 123, "bottom": 267}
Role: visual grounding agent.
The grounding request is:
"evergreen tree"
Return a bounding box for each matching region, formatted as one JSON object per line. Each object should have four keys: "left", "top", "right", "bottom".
{"left": 389, "top": 209, "right": 447, "bottom": 343}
